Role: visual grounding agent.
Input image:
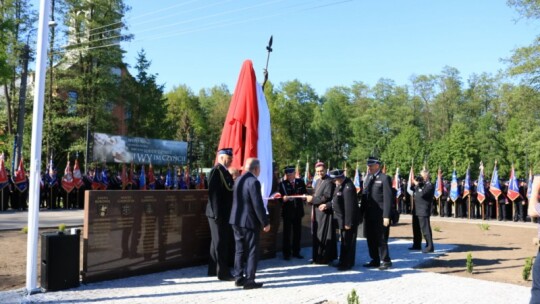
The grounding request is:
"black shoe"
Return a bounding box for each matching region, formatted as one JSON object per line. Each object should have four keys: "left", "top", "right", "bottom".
{"left": 235, "top": 277, "right": 246, "bottom": 287}
{"left": 378, "top": 262, "right": 392, "bottom": 270}
{"left": 218, "top": 275, "right": 235, "bottom": 281}
{"left": 422, "top": 248, "right": 434, "bottom": 253}
{"left": 293, "top": 254, "right": 304, "bottom": 259}
{"left": 362, "top": 261, "right": 380, "bottom": 268}
{"left": 243, "top": 281, "right": 263, "bottom": 290}
{"left": 283, "top": 256, "right": 291, "bottom": 261}
{"left": 329, "top": 261, "right": 342, "bottom": 268}
{"left": 337, "top": 265, "right": 352, "bottom": 271}
{"left": 408, "top": 246, "right": 421, "bottom": 250}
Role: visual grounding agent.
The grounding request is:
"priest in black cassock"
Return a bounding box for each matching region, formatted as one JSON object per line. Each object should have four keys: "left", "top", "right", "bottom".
{"left": 306, "top": 162, "right": 336, "bottom": 265}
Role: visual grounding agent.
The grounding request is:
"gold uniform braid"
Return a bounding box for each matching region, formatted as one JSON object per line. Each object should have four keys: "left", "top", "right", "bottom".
{"left": 210, "top": 167, "right": 233, "bottom": 192}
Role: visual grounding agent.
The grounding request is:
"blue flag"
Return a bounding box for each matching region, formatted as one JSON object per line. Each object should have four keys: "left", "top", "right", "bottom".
{"left": 463, "top": 167, "right": 471, "bottom": 198}
{"left": 353, "top": 165, "right": 361, "bottom": 192}
{"left": 489, "top": 162, "right": 502, "bottom": 199}
{"left": 507, "top": 165, "right": 520, "bottom": 201}
{"left": 139, "top": 165, "right": 146, "bottom": 190}
{"left": 434, "top": 168, "right": 443, "bottom": 199}
{"left": 450, "top": 169, "right": 459, "bottom": 202}
{"left": 101, "top": 168, "right": 109, "bottom": 189}
{"left": 172, "top": 166, "right": 178, "bottom": 189}
{"left": 477, "top": 164, "right": 485, "bottom": 203}
{"left": 165, "top": 167, "right": 172, "bottom": 188}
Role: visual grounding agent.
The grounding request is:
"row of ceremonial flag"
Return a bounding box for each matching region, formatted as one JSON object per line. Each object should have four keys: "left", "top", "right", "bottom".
{"left": 0, "top": 153, "right": 32, "bottom": 193}
{"left": 427, "top": 161, "right": 527, "bottom": 203}
{"left": 291, "top": 160, "right": 533, "bottom": 203}
{"left": 0, "top": 152, "right": 206, "bottom": 194}
{"left": 84, "top": 162, "right": 206, "bottom": 191}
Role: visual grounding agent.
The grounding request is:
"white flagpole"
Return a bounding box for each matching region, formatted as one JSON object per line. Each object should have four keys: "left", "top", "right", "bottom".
{"left": 26, "top": 0, "right": 51, "bottom": 294}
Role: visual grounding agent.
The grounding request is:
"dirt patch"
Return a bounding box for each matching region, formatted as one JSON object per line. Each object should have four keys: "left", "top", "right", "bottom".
{"left": 0, "top": 228, "right": 83, "bottom": 291}
{"left": 391, "top": 217, "right": 537, "bottom": 287}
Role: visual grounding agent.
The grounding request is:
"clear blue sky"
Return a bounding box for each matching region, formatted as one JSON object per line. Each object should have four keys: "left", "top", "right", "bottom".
{"left": 117, "top": 0, "right": 538, "bottom": 95}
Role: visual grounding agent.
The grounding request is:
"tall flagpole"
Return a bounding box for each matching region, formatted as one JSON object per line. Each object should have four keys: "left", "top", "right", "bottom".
{"left": 26, "top": 0, "right": 51, "bottom": 294}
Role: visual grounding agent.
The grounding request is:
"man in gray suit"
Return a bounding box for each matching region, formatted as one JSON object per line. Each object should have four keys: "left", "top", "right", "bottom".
{"left": 229, "top": 158, "right": 271, "bottom": 289}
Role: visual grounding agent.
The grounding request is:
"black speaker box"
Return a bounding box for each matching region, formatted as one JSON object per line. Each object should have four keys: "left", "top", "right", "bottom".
{"left": 41, "top": 231, "right": 80, "bottom": 291}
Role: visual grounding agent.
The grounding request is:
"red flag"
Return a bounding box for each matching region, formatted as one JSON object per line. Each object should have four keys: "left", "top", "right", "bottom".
{"left": 148, "top": 162, "right": 156, "bottom": 190}
{"left": 184, "top": 164, "right": 190, "bottom": 188}
{"left": 216, "top": 60, "right": 259, "bottom": 171}
{"left": 0, "top": 153, "right": 8, "bottom": 188}
{"left": 72, "top": 159, "right": 84, "bottom": 189}
{"left": 130, "top": 162, "right": 136, "bottom": 186}
{"left": 406, "top": 165, "right": 414, "bottom": 195}
{"left": 197, "top": 171, "right": 206, "bottom": 189}
{"left": 61, "top": 159, "right": 75, "bottom": 193}
{"left": 13, "top": 157, "right": 28, "bottom": 192}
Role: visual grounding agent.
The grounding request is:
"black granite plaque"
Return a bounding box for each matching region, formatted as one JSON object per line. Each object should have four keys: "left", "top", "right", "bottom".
{"left": 82, "top": 190, "right": 295, "bottom": 283}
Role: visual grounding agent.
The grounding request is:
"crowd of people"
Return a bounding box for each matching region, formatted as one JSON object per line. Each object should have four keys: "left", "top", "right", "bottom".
{"left": 205, "top": 151, "right": 403, "bottom": 290}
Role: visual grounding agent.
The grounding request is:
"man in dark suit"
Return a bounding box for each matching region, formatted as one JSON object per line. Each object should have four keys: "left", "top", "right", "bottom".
{"left": 412, "top": 169, "right": 435, "bottom": 253}
{"left": 362, "top": 156, "right": 393, "bottom": 270}
{"left": 279, "top": 165, "right": 307, "bottom": 260}
{"left": 330, "top": 169, "right": 360, "bottom": 270}
{"left": 229, "top": 158, "right": 270, "bottom": 290}
{"left": 205, "top": 148, "right": 235, "bottom": 281}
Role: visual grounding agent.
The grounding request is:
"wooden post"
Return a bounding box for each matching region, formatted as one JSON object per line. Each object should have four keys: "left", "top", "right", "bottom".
{"left": 496, "top": 199, "right": 499, "bottom": 220}
{"left": 468, "top": 196, "right": 471, "bottom": 220}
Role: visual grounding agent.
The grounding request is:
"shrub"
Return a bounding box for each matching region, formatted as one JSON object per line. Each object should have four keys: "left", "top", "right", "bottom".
{"left": 347, "top": 288, "right": 360, "bottom": 304}
{"left": 466, "top": 252, "right": 474, "bottom": 274}
{"left": 479, "top": 223, "right": 490, "bottom": 231}
{"left": 58, "top": 223, "right": 66, "bottom": 233}
{"left": 523, "top": 256, "right": 534, "bottom": 281}
{"left": 21, "top": 226, "right": 28, "bottom": 234}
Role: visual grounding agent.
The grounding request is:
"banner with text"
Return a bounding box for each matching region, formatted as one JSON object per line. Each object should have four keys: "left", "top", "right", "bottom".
{"left": 90, "top": 133, "right": 187, "bottom": 165}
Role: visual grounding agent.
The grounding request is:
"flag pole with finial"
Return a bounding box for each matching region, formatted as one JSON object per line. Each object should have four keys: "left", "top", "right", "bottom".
{"left": 480, "top": 161, "right": 485, "bottom": 220}
{"left": 453, "top": 160, "right": 457, "bottom": 218}
{"left": 262, "top": 35, "right": 273, "bottom": 90}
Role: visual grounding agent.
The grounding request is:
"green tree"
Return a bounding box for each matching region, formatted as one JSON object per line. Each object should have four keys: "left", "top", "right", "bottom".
{"left": 411, "top": 74, "right": 437, "bottom": 141}
{"left": 432, "top": 66, "right": 463, "bottom": 139}
{"left": 164, "top": 85, "right": 205, "bottom": 166}
{"left": 198, "top": 84, "right": 231, "bottom": 167}
{"left": 125, "top": 49, "right": 166, "bottom": 139}
{"left": 506, "top": 0, "right": 540, "bottom": 88}
{"left": 268, "top": 80, "right": 318, "bottom": 166}
{"left": 52, "top": 0, "right": 132, "bottom": 161}
{"left": 312, "top": 86, "right": 351, "bottom": 166}
{"left": 381, "top": 125, "right": 424, "bottom": 171}
{"left": 0, "top": 0, "right": 36, "bottom": 157}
